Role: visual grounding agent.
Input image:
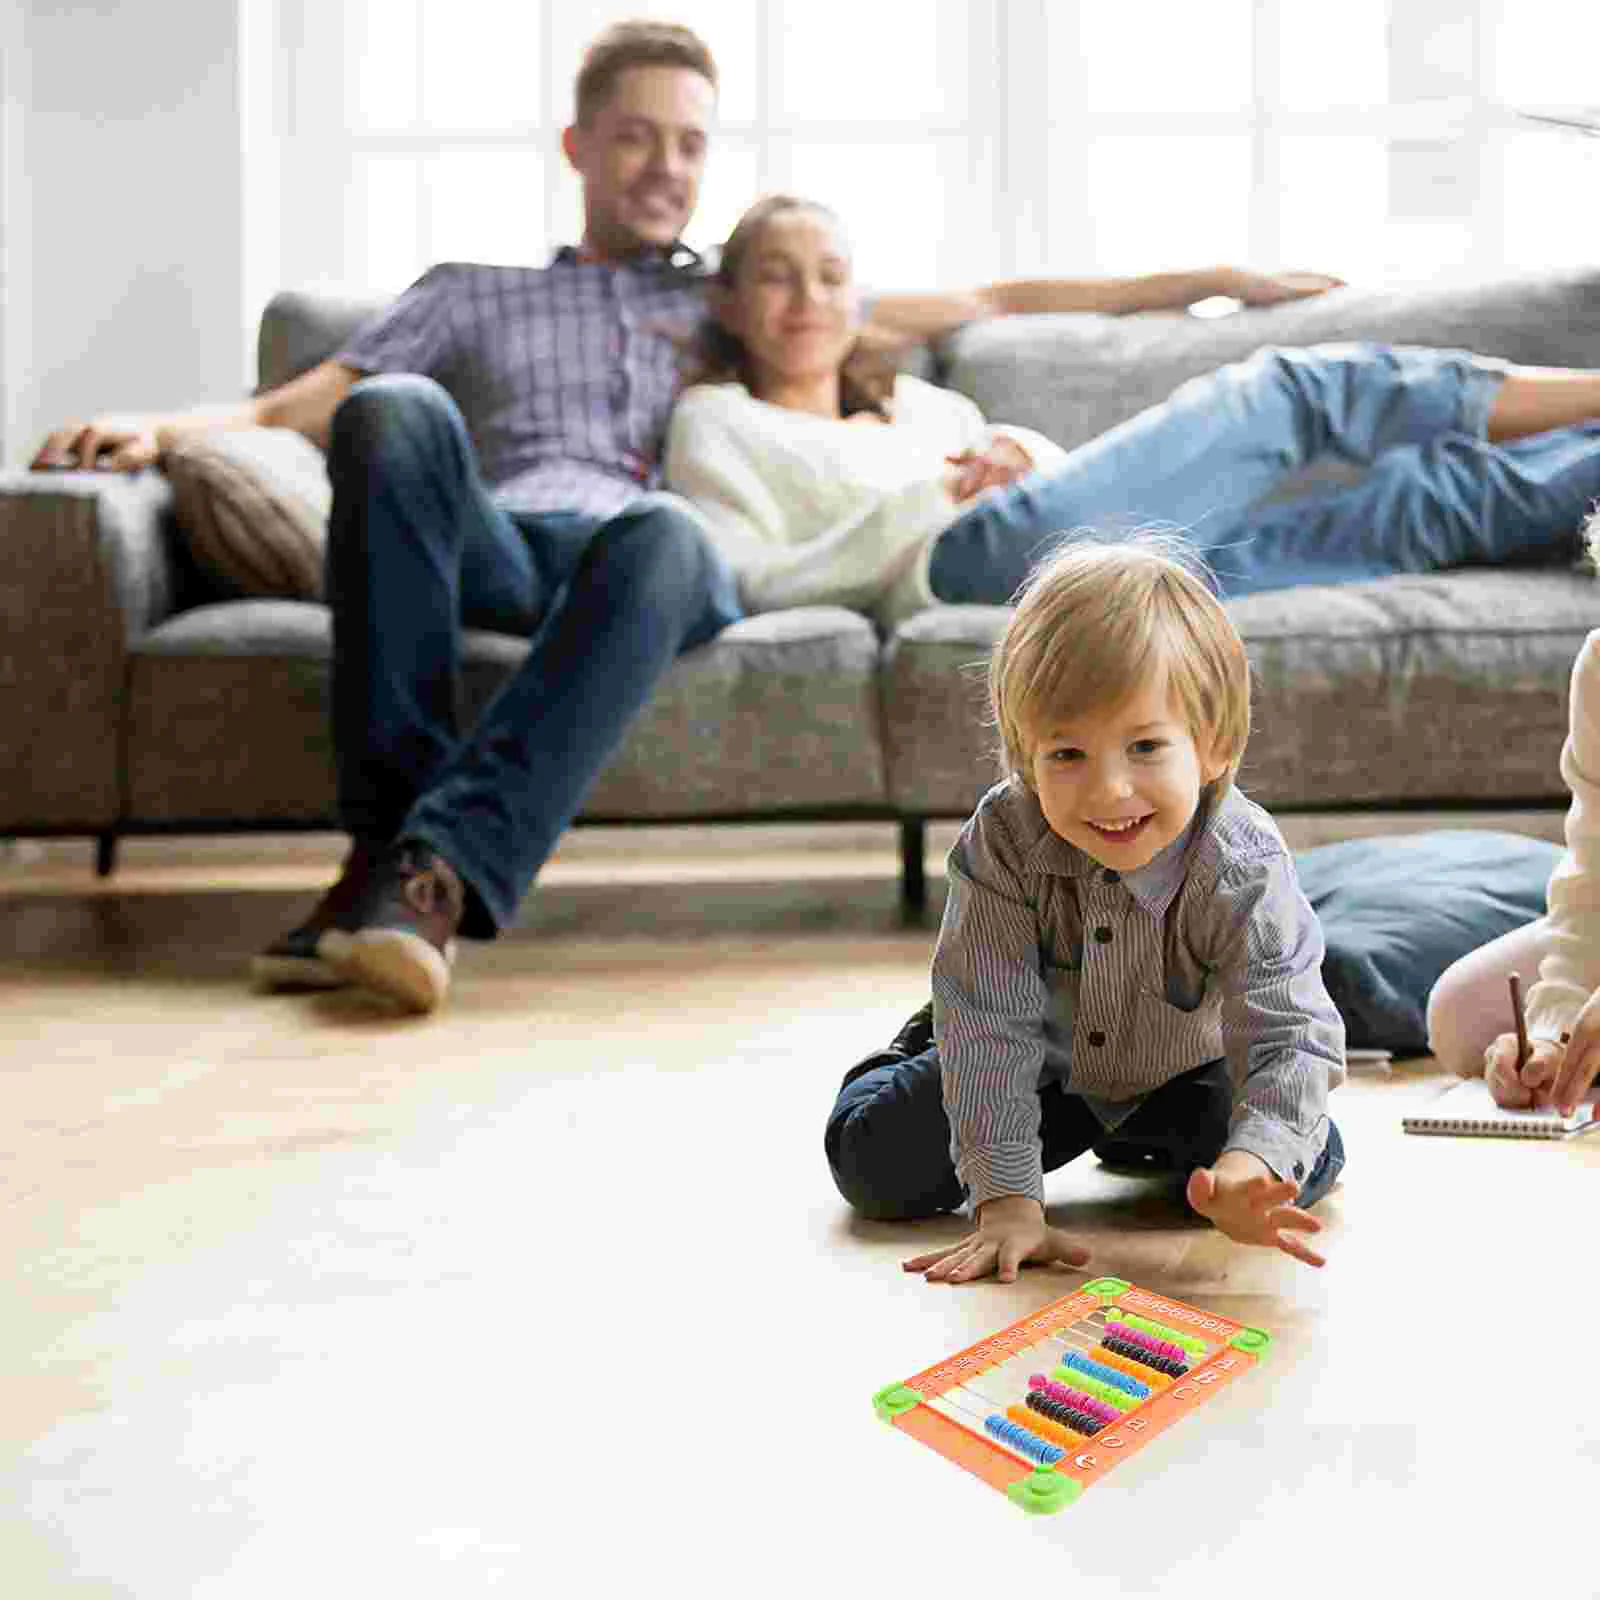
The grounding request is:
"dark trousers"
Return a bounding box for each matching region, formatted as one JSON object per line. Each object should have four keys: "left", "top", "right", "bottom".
{"left": 324, "top": 374, "right": 743, "bottom": 936}
{"left": 824, "top": 1018, "right": 1345, "bottom": 1222}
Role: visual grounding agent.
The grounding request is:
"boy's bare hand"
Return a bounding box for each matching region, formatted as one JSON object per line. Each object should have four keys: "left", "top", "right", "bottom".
{"left": 902, "top": 1194, "right": 1090, "bottom": 1284}
{"left": 1185, "top": 1162, "right": 1326, "bottom": 1268}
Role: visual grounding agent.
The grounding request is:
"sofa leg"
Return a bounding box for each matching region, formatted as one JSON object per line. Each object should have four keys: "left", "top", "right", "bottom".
{"left": 95, "top": 832, "right": 118, "bottom": 878}
{"left": 899, "top": 819, "right": 927, "bottom": 920}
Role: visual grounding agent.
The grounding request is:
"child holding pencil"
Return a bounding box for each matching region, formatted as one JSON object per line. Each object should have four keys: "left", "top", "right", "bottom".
{"left": 1426, "top": 513, "right": 1600, "bottom": 1115}
{"left": 823, "top": 536, "right": 1347, "bottom": 1279}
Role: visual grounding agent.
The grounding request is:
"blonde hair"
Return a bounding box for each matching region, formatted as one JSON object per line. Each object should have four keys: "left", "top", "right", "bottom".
{"left": 989, "top": 534, "right": 1252, "bottom": 792}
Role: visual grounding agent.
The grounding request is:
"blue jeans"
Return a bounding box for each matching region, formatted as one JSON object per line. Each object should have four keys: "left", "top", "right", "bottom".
{"left": 928, "top": 342, "right": 1600, "bottom": 602}
{"left": 325, "top": 374, "right": 742, "bottom": 936}
{"left": 824, "top": 1047, "right": 1345, "bottom": 1223}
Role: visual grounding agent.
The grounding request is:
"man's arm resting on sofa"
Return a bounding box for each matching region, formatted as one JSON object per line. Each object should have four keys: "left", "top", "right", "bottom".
{"left": 863, "top": 266, "right": 1345, "bottom": 348}
{"left": 29, "top": 359, "right": 360, "bottom": 474}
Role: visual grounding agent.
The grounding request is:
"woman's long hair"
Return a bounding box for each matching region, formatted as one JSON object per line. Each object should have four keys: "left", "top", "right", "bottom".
{"left": 682, "top": 194, "right": 896, "bottom": 419}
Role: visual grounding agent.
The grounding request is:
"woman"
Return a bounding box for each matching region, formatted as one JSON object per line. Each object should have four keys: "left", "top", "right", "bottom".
{"left": 1427, "top": 535, "right": 1600, "bottom": 1116}
{"left": 666, "top": 194, "right": 1066, "bottom": 628}
{"left": 666, "top": 194, "right": 1600, "bottom": 626}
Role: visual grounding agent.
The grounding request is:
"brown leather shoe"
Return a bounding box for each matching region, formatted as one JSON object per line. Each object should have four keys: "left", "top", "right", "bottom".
{"left": 250, "top": 839, "right": 384, "bottom": 991}
{"left": 331, "top": 841, "right": 464, "bottom": 1014}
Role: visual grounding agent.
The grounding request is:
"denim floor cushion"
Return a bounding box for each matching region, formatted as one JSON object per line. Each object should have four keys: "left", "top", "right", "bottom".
{"left": 1294, "top": 829, "right": 1563, "bottom": 1054}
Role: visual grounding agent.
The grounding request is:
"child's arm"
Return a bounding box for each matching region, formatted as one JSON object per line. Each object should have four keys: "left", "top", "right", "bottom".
{"left": 903, "top": 799, "right": 1091, "bottom": 1283}
{"left": 1184, "top": 1155, "right": 1328, "bottom": 1269}
{"left": 903, "top": 1196, "right": 1090, "bottom": 1285}
{"left": 1201, "top": 847, "right": 1346, "bottom": 1267}
{"left": 1489, "top": 632, "right": 1600, "bottom": 1114}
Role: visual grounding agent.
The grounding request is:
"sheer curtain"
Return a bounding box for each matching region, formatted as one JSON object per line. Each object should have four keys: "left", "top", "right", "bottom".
{"left": 273, "top": 0, "right": 1600, "bottom": 299}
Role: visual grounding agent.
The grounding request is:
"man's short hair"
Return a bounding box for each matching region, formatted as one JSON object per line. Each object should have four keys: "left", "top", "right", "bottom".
{"left": 574, "top": 20, "right": 719, "bottom": 125}
{"left": 989, "top": 533, "right": 1253, "bottom": 793}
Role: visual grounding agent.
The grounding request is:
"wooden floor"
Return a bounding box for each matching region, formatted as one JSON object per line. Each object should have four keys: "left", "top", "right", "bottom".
{"left": 2, "top": 821, "right": 1595, "bottom": 1597}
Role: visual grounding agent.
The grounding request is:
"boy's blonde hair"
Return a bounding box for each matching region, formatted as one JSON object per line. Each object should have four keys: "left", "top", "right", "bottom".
{"left": 989, "top": 534, "right": 1252, "bottom": 790}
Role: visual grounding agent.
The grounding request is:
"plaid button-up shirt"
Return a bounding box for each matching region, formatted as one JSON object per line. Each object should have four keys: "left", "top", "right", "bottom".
{"left": 336, "top": 248, "right": 711, "bottom": 521}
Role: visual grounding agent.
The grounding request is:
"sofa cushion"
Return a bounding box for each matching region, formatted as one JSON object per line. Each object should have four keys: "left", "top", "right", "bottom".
{"left": 258, "top": 288, "right": 390, "bottom": 390}
{"left": 125, "top": 603, "right": 887, "bottom": 824}
{"left": 880, "top": 569, "right": 1592, "bottom": 817}
{"left": 1294, "top": 829, "right": 1563, "bottom": 1053}
{"left": 163, "top": 427, "right": 331, "bottom": 601}
{"left": 575, "top": 607, "right": 887, "bottom": 818}
{"left": 939, "top": 266, "right": 1600, "bottom": 452}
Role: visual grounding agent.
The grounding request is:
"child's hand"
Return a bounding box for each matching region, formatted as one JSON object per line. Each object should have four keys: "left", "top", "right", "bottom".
{"left": 1481, "top": 1031, "right": 1564, "bottom": 1108}
{"left": 902, "top": 1195, "right": 1091, "bottom": 1285}
{"left": 1544, "top": 986, "right": 1600, "bottom": 1117}
{"left": 1185, "top": 1154, "right": 1326, "bottom": 1268}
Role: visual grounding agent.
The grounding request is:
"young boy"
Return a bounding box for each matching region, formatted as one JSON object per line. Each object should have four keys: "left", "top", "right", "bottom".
{"left": 824, "top": 537, "right": 1346, "bottom": 1279}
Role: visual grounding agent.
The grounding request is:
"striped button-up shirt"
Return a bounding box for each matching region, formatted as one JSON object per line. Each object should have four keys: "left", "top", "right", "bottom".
{"left": 336, "top": 249, "right": 710, "bottom": 521}
{"left": 932, "top": 777, "right": 1345, "bottom": 1211}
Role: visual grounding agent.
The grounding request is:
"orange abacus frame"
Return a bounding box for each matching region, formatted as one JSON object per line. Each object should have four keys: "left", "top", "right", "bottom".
{"left": 872, "top": 1276, "right": 1272, "bottom": 1514}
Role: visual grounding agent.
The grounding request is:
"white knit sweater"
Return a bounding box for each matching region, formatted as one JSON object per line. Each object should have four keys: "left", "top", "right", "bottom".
{"left": 663, "top": 375, "right": 1067, "bottom": 629}
{"left": 1527, "top": 628, "right": 1600, "bottom": 1040}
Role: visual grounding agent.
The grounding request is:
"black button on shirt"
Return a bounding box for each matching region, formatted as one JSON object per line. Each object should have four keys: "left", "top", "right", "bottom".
{"left": 1088, "top": 1029, "right": 1107, "bottom": 1047}
{"left": 1093, "top": 926, "right": 1113, "bottom": 943}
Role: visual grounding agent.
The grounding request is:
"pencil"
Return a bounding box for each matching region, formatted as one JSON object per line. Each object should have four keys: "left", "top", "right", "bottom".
{"left": 1509, "top": 971, "right": 1532, "bottom": 1102}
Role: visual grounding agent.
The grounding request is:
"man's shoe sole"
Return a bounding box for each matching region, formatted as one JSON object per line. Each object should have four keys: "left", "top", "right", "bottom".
{"left": 334, "top": 930, "right": 454, "bottom": 1014}
{"left": 249, "top": 949, "right": 351, "bottom": 992}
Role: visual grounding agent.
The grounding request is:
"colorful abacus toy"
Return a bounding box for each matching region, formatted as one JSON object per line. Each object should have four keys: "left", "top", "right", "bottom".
{"left": 871, "top": 1277, "right": 1271, "bottom": 1515}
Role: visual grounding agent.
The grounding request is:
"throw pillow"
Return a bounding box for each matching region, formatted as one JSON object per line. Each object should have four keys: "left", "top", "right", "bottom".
{"left": 163, "top": 426, "right": 331, "bottom": 601}
{"left": 1293, "top": 829, "right": 1563, "bottom": 1055}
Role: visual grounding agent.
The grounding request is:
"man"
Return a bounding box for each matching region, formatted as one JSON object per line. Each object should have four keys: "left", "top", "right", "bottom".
{"left": 31, "top": 20, "right": 1337, "bottom": 1015}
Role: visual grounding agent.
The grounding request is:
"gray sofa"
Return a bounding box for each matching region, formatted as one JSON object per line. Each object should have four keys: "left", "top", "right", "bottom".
{"left": 5, "top": 266, "right": 1600, "bottom": 912}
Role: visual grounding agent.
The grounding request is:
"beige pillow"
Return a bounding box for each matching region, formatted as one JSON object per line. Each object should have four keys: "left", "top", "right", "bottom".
{"left": 164, "top": 426, "right": 331, "bottom": 601}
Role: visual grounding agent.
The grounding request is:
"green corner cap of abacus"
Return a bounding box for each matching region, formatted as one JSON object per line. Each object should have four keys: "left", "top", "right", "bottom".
{"left": 872, "top": 1382, "right": 924, "bottom": 1422}
{"left": 1230, "top": 1326, "right": 1273, "bottom": 1357}
{"left": 1007, "top": 1467, "right": 1082, "bottom": 1515}
{"left": 1080, "top": 1276, "right": 1132, "bottom": 1301}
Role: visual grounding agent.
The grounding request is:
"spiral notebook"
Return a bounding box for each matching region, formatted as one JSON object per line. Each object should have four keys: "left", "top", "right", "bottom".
{"left": 1402, "top": 1078, "right": 1598, "bottom": 1139}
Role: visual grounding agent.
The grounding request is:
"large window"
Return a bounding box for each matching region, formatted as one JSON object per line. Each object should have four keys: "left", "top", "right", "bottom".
{"left": 276, "top": 0, "right": 1600, "bottom": 297}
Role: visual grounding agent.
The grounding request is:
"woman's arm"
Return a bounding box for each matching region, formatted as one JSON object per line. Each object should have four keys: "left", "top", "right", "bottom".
{"left": 1527, "top": 632, "right": 1600, "bottom": 1038}
{"left": 664, "top": 388, "right": 896, "bottom": 611}
{"left": 664, "top": 381, "right": 968, "bottom": 614}
{"left": 863, "top": 267, "right": 1343, "bottom": 348}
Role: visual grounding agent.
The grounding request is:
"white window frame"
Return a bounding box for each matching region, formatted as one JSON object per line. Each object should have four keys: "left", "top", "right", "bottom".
{"left": 269, "top": 0, "right": 1599, "bottom": 297}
